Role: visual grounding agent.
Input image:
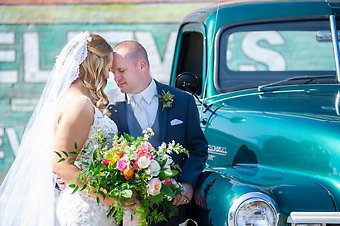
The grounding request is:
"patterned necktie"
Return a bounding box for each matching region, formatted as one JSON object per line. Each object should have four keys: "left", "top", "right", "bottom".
{"left": 131, "top": 95, "right": 149, "bottom": 130}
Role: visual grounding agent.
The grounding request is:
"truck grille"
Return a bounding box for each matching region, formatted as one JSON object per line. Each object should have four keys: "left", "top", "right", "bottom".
{"left": 287, "top": 212, "right": 340, "bottom": 226}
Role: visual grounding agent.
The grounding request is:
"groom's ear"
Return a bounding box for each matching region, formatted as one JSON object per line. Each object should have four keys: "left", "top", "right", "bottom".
{"left": 139, "top": 59, "right": 148, "bottom": 71}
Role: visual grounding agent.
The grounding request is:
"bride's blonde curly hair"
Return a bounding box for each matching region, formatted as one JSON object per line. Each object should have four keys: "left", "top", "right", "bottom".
{"left": 79, "top": 34, "right": 112, "bottom": 116}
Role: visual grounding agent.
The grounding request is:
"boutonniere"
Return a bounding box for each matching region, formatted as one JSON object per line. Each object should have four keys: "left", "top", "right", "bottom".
{"left": 158, "top": 90, "right": 174, "bottom": 111}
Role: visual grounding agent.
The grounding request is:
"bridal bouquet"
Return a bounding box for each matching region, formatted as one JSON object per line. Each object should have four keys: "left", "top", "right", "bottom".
{"left": 58, "top": 128, "right": 188, "bottom": 226}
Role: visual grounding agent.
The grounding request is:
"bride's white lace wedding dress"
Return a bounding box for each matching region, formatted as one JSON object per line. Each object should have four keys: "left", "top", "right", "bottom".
{"left": 56, "top": 106, "right": 118, "bottom": 226}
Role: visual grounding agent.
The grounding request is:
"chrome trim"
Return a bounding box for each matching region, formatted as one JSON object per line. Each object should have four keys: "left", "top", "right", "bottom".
{"left": 287, "top": 212, "right": 340, "bottom": 224}
{"left": 336, "top": 91, "right": 340, "bottom": 116}
{"left": 316, "top": 30, "right": 340, "bottom": 42}
{"left": 316, "top": 30, "right": 332, "bottom": 42}
{"left": 227, "top": 192, "right": 279, "bottom": 226}
{"left": 329, "top": 15, "right": 340, "bottom": 83}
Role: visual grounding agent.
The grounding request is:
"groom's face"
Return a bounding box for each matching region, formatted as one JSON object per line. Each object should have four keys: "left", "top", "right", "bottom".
{"left": 112, "top": 50, "right": 142, "bottom": 94}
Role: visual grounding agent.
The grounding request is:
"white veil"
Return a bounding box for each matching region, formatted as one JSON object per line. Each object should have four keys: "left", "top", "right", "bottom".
{"left": 0, "top": 31, "right": 91, "bottom": 226}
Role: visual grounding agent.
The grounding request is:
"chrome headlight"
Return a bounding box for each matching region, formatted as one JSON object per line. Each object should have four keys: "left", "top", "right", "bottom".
{"left": 228, "top": 192, "right": 279, "bottom": 226}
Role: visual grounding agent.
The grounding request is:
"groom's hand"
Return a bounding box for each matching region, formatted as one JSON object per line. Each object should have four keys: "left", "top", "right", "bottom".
{"left": 173, "top": 182, "right": 193, "bottom": 206}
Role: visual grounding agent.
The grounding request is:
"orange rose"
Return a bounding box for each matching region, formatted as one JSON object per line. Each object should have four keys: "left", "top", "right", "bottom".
{"left": 123, "top": 167, "right": 134, "bottom": 179}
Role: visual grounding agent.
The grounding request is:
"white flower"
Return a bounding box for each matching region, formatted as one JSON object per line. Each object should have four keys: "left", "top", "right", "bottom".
{"left": 164, "top": 157, "right": 173, "bottom": 169}
{"left": 137, "top": 156, "right": 151, "bottom": 169}
{"left": 158, "top": 142, "right": 167, "bottom": 153}
{"left": 146, "top": 160, "right": 161, "bottom": 177}
{"left": 171, "top": 179, "right": 181, "bottom": 188}
{"left": 143, "top": 128, "right": 155, "bottom": 139}
{"left": 147, "top": 178, "right": 162, "bottom": 196}
{"left": 166, "top": 141, "right": 176, "bottom": 153}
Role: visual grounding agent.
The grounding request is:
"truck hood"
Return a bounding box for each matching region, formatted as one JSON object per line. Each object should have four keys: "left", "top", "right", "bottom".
{"left": 209, "top": 85, "right": 340, "bottom": 121}
{"left": 205, "top": 85, "right": 340, "bottom": 176}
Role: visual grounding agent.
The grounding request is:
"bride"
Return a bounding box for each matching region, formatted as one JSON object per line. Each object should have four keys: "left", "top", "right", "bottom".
{"left": 0, "top": 31, "right": 118, "bottom": 226}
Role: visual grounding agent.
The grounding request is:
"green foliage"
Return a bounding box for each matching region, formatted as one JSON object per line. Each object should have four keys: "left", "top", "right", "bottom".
{"left": 55, "top": 128, "right": 188, "bottom": 226}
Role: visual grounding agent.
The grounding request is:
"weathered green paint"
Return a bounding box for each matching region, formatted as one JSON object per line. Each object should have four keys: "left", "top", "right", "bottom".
{"left": 0, "top": 2, "right": 215, "bottom": 182}
{"left": 0, "top": 3, "right": 212, "bottom": 23}
{"left": 0, "top": 24, "right": 177, "bottom": 181}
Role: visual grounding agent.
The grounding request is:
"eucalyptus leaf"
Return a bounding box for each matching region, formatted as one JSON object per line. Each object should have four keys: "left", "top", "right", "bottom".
{"left": 57, "top": 158, "right": 65, "bottom": 163}
{"left": 121, "top": 189, "right": 133, "bottom": 198}
{"left": 72, "top": 185, "right": 79, "bottom": 194}
{"left": 54, "top": 151, "right": 62, "bottom": 158}
{"left": 80, "top": 184, "right": 87, "bottom": 191}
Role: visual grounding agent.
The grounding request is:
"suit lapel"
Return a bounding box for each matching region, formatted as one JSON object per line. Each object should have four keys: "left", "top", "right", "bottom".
{"left": 110, "top": 92, "right": 130, "bottom": 135}
{"left": 117, "top": 101, "right": 129, "bottom": 134}
{"left": 156, "top": 81, "right": 169, "bottom": 143}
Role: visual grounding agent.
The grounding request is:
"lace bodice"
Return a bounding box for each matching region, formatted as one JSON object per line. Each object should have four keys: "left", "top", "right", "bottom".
{"left": 75, "top": 107, "right": 117, "bottom": 168}
{"left": 89, "top": 107, "right": 117, "bottom": 141}
{"left": 56, "top": 107, "right": 117, "bottom": 226}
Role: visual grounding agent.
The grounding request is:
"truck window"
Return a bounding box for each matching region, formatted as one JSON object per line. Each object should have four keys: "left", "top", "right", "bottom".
{"left": 176, "top": 32, "right": 203, "bottom": 95}
{"left": 217, "top": 20, "right": 337, "bottom": 92}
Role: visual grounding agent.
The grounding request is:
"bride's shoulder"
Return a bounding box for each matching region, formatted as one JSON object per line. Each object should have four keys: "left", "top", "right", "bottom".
{"left": 70, "top": 95, "right": 93, "bottom": 109}
{"left": 58, "top": 93, "right": 94, "bottom": 119}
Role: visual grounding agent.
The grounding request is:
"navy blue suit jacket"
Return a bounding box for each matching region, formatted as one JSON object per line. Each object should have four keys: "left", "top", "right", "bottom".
{"left": 108, "top": 80, "right": 208, "bottom": 187}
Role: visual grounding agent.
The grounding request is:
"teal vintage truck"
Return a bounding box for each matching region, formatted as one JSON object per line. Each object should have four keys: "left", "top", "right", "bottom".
{"left": 170, "top": 0, "right": 340, "bottom": 225}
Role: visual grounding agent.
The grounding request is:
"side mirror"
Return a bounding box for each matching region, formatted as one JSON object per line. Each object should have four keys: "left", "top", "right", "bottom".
{"left": 175, "top": 72, "right": 200, "bottom": 94}
{"left": 175, "top": 72, "right": 212, "bottom": 113}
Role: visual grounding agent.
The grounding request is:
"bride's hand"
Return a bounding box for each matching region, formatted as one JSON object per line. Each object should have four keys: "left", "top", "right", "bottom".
{"left": 100, "top": 196, "right": 138, "bottom": 209}
{"left": 101, "top": 197, "right": 115, "bottom": 206}
{"left": 56, "top": 176, "right": 67, "bottom": 190}
{"left": 122, "top": 198, "right": 139, "bottom": 210}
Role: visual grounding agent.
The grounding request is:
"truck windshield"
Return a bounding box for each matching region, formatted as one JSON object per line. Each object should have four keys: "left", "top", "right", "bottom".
{"left": 217, "top": 20, "right": 338, "bottom": 92}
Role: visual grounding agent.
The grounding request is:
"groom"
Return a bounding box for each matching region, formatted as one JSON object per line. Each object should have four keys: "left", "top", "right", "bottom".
{"left": 107, "top": 40, "right": 208, "bottom": 225}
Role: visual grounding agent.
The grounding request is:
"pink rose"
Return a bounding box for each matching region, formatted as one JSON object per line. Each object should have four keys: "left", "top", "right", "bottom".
{"left": 132, "top": 160, "right": 139, "bottom": 170}
{"left": 163, "top": 178, "right": 172, "bottom": 186}
{"left": 141, "top": 142, "right": 153, "bottom": 151}
{"left": 116, "top": 158, "right": 127, "bottom": 172}
{"left": 141, "top": 143, "right": 148, "bottom": 151}
{"left": 135, "top": 149, "right": 153, "bottom": 159}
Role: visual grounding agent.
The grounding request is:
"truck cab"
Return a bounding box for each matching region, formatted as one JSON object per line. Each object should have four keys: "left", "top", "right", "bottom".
{"left": 170, "top": 1, "right": 340, "bottom": 225}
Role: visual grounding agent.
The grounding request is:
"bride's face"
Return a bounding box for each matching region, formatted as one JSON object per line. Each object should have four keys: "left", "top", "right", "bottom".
{"left": 104, "top": 52, "right": 113, "bottom": 81}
